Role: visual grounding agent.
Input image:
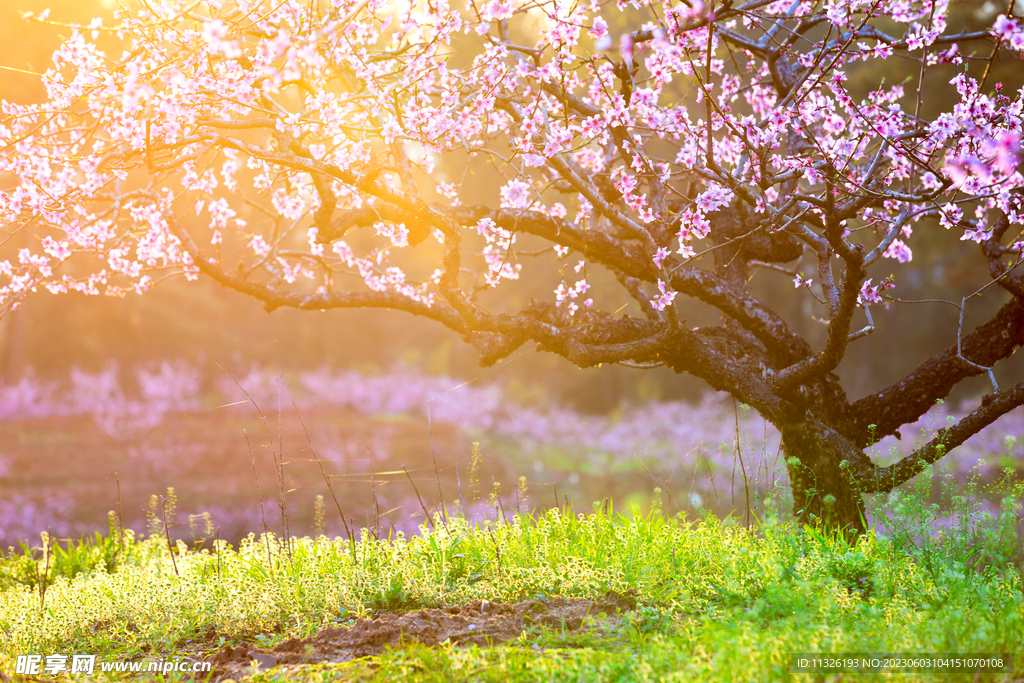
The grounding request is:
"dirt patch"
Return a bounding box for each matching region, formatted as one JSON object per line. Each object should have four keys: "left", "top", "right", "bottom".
{"left": 208, "top": 591, "right": 638, "bottom": 678}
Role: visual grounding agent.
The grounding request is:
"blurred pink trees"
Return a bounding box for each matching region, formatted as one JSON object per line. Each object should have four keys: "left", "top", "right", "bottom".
{"left": 0, "top": 362, "right": 198, "bottom": 436}
{"left": 2, "top": 0, "right": 1024, "bottom": 532}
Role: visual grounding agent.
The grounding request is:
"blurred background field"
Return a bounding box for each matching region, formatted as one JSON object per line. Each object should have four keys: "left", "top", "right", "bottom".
{"left": 1, "top": 362, "right": 1022, "bottom": 549}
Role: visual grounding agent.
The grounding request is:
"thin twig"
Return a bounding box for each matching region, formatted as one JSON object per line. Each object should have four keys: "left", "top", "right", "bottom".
{"left": 115, "top": 471, "right": 125, "bottom": 555}
{"left": 37, "top": 531, "right": 51, "bottom": 611}
{"left": 369, "top": 460, "right": 381, "bottom": 541}
{"left": 734, "top": 398, "right": 752, "bottom": 528}
{"left": 159, "top": 495, "right": 180, "bottom": 577}
{"left": 427, "top": 402, "right": 449, "bottom": 527}
{"left": 688, "top": 444, "right": 702, "bottom": 510}
{"left": 704, "top": 449, "right": 721, "bottom": 510}
{"left": 493, "top": 478, "right": 509, "bottom": 524}
{"left": 219, "top": 364, "right": 285, "bottom": 560}
{"left": 277, "top": 374, "right": 292, "bottom": 564}
{"left": 244, "top": 428, "right": 274, "bottom": 566}
{"left": 293, "top": 400, "right": 357, "bottom": 564}
{"left": 488, "top": 529, "right": 502, "bottom": 575}
{"left": 455, "top": 438, "right": 464, "bottom": 518}
{"left": 731, "top": 437, "right": 738, "bottom": 512}
{"left": 665, "top": 464, "right": 676, "bottom": 518}
{"left": 404, "top": 464, "right": 436, "bottom": 530}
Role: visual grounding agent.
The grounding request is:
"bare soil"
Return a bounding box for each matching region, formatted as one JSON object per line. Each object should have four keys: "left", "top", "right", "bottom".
{"left": 206, "top": 591, "right": 639, "bottom": 679}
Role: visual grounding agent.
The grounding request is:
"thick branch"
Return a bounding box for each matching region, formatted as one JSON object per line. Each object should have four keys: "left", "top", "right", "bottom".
{"left": 849, "top": 297, "right": 1024, "bottom": 444}
{"left": 772, "top": 255, "right": 866, "bottom": 392}
{"left": 168, "top": 223, "right": 470, "bottom": 332}
{"left": 855, "top": 380, "right": 1024, "bottom": 493}
{"left": 981, "top": 213, "right": 1024, "bottom": 300}
{"left": 661, "top": 328, "right": 796, "bottom": 424}
{"left": 451, "top": 205, "right": 813, "bottom": 364}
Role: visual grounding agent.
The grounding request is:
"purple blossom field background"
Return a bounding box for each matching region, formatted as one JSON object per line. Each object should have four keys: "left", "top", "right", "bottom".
{"left": 1, "top": 361, "right": 1020, "bottom": 548}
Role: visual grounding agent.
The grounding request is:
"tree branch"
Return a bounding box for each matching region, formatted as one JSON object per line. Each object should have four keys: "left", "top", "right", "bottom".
{"left": 849, "top": 297, "right": 1024, "bottom": 445}
{"left": 855, "top": 380, "right": 1024, "bottom": 493}
{"left": 450, "top": 205, "right": 813, "bottom": 364}
{"left": 167, "top": 222, "right": 470, "bottom": 332}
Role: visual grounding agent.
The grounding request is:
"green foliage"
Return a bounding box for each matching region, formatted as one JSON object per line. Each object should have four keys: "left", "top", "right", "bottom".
{"left": 0, "top": 514, "right": 133, "bottom": 591}
{"left": 313, "top": 495, "right": 325, "bottom": 537}
{"left": 626, "top": 605, "right": 675, "bottom": 636}
{"left": 469, "top": 442, "right": 483, "bottom": 506}
{"left": 870, "top": 460, "right": 1024, "bottom": 580}
{"left": 0, "top": 470, "right": 1022, "bottom": 682}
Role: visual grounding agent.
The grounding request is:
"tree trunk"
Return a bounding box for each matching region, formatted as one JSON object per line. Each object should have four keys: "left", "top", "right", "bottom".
{"left": 781, "top": 420, "right": 867, "bottom": 538}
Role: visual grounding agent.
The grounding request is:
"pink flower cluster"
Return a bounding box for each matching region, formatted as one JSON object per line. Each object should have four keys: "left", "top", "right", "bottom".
{"left": 0, "top": 0, "right": 1018, "bottom": 322}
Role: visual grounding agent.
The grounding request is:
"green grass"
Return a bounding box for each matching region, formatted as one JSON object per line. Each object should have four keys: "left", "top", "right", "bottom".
{"left": 1, "top": 488, "right": 1022, "bottom": 682}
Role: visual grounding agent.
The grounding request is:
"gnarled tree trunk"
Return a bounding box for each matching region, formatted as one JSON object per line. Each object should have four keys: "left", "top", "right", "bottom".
{"left": 781, "top": 420, "right": 868, "bottom": 537}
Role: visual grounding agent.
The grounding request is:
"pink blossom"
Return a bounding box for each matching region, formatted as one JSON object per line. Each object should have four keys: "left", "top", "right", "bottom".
{"left": 882, "top": 239, "right": 912, "bottom": 263}
{"left": 859, "top": 277, "right": 895, "bottom": 306}
{"left": 696, "top": 185, "right": 734, "bottom": 213}
{"left": 993, "top": 14, "right": 1024, "bottom": 49}
{"left": 381, "top": 119, "right": 402, "bottom": 144}
{"left": 248, "top": 235, "right": 271, "bottom": 258}
{"left": 481, "top": 0, "right": 514, "bottom": 21}
{"left": 650, "top": 279, "right": 676, "bottom": 311}
{"left": 500, "top": 179, "right": 532, "bottom": 210}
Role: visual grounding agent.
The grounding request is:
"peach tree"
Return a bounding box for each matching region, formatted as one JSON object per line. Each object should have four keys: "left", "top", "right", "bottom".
{"left": 1, "top": 0, "right": 1023, "bottom": 532}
